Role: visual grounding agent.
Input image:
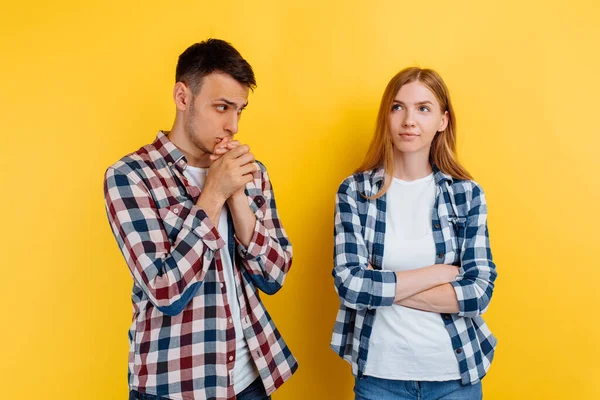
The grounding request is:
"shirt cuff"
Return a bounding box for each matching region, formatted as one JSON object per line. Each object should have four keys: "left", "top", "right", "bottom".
{"left": 449, "top": 279, "right": 478, "bottom": 316}
{"left": 183, "top": 205, "right": 226, "bottom": 251}
{"left": 235, "top": 218, "right": 268, "bottom": 261}
{"left": 377, "top": 270, "right": 398, "bottom": 307}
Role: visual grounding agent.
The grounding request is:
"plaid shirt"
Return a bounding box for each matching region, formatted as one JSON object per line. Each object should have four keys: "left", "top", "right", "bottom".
{"left": 104, "top": 132, "right": 297, "bottom": 400}
{"left": 331, "top": 166, "right": 497, "bottom": 385}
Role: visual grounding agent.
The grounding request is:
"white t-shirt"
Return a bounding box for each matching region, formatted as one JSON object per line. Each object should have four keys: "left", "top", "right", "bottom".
{"left": 364, "top": 173, "right": 461, "bottom": 381}
{"left": 183, "top": 165, "right": 258, "bottom": 394}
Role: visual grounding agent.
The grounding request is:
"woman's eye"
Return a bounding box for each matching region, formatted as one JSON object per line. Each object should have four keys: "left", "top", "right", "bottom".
{"left": 420, "top": 106, "right": 430, "bottom": 112}
{"left": 392, "top": 104, "right": 402, "bottom": 111}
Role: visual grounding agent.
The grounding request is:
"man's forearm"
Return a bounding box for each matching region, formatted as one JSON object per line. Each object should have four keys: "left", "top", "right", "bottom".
{"left": 227, "top": 192, "right": 256, "bottom": 247}
{"left": 196, "top": 187, "right": 225, "bottom": 227}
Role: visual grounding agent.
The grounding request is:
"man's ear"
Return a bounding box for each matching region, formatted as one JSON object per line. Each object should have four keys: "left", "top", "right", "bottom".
{"left": 173, "top": 82, "right": 191, "bottom": 111}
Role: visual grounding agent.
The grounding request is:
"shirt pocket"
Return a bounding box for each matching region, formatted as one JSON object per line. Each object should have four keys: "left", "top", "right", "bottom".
{"left": 157, "top": 204, "right": 186, "bottom": 242}
{"left": 448, "top": 216, "right": 468, "bottom": 259}
{"left": 438, "top": 215, "right": 467, "bottom": 265}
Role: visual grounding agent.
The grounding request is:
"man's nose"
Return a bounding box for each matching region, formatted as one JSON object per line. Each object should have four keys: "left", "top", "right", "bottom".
{"left": 224, "top": 113, "right": 239, "bottom": 135}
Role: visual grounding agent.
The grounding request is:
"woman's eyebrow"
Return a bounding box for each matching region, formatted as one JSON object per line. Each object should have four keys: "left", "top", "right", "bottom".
{"left": 393, "top": 100, "right": 434, "bottom": 106}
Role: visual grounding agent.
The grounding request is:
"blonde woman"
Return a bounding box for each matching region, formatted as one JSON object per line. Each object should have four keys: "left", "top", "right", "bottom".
{"left": 331, "top": 68, "right": 497, "bottom": 400}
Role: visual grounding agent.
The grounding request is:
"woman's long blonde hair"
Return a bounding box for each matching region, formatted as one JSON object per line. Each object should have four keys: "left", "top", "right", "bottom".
{"left": 357, "top": 67, "right": 472, "bottom": 199}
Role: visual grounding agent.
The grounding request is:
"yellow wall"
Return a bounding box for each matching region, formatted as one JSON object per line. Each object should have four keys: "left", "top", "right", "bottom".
{"left": 2, "top": 1, "right": 599, "bottom": 398}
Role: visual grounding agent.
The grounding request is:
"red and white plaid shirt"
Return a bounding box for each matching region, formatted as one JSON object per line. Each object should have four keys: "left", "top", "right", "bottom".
{"left": 104, "top": 131, "right": 297, "bottom": 399}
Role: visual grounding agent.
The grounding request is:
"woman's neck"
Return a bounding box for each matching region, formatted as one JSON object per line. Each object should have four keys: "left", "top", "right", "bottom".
{"left": 392, "top": 150, "right": 433, "bottom": 181}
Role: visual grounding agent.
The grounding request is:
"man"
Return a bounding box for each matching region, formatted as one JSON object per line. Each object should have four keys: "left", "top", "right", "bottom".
{"left": 104, "top": 39, "right": 297, "bottom": 400}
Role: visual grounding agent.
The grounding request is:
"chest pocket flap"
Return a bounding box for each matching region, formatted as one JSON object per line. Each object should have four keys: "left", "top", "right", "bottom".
{"left": 157, "top": 204, "right": 185, "bottom": 241}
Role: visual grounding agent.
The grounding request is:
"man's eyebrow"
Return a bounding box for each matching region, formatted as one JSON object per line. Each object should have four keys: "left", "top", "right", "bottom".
{"left": 215, "top": 98, "right": 249, "bottom": 109}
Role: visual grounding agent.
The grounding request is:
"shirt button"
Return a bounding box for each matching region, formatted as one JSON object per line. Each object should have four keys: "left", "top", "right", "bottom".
{"left": 456, "top": 348, "right": 462, "bottom": 354}
{"left": 220, "top": 283, "right": 224, "bottom": 289}
{"left": 228, "top": 318, "right": 233, "bottom": 324}
{"left": 173, "top": 208, "right": 179, "bottom": 214}
{"left": 167, "top": 162, "right": 172, "bottom": 166}
{"left": 434, "top": 223, "right": 440, "bottom": 229}
{"left": 229, "top": 356, "right": 233, "bottom": 361}
{"left": 443, "top": 314, "right": 451, "bottom": 320}
{"left": 438, "top": 253, "right": 445, "bottom": 259}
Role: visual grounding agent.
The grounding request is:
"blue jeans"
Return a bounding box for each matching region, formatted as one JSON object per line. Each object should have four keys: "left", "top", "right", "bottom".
{"left": 129, "top": 378, "right": 270, "bottom": 400}
{"left": 354, "top": 376, "right": 482, "bottom": 400}
{"left": 236, "top": 378, "right": 271, "bottom": 400}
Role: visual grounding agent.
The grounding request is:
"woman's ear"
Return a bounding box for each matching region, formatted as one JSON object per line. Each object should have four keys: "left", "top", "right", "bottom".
{"left": 438, "top": 110, "right": 449, "bottom": 132}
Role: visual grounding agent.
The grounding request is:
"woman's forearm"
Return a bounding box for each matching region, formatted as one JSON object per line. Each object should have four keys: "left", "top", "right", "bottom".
{"left": 395, "top": 283, "right": 459, "bottom": 313}
{"left": 393, "top": 264, "right": 459, "bottom": 302}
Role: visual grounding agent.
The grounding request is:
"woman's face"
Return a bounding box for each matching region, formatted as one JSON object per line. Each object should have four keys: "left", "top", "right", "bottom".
{"left": 388, "top": 81, "right": 448, "bottom": 156}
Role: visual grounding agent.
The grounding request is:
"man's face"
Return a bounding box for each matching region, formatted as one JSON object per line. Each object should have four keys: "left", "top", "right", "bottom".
{"left": 183, "top": 72, "right": 249, "bottom": 155}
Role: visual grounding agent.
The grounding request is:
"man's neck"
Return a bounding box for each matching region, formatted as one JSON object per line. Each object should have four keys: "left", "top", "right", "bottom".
{"left": 167, "top": 124, "right": 211, "bottom": 168}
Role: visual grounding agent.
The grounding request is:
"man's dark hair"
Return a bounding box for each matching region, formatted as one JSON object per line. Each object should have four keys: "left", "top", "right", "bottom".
{"left": 175, "top": 38, "right": 256, "bottom": 95}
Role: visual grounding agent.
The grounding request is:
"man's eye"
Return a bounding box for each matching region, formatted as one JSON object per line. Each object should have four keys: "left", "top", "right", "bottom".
{"left": 216, "top": 105, "right": 227, "bottom": 111}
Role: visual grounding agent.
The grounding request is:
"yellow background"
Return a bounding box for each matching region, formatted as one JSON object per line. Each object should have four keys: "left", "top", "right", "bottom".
{"left": 2, "top": 1, "right": 599, "bottom": 399}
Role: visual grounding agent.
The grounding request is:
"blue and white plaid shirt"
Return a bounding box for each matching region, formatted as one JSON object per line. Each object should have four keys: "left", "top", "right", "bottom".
{"left": 331, "top": 165, "right": 497, "bottom": 385}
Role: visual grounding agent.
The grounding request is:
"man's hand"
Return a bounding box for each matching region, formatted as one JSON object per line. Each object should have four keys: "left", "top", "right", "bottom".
{"left": 205, "top": 137, "right": 258, "bottom": 246}
{"left": 210, "top": 137, "right": 240, "bottom": 162}
{"left": 195, "top": 137, "right": 258, "bottom": 225}
{"left": 210, "top": 137, "right": 258, "bottom": 203}
{"left": 205, "top": 143, "right": 257, "bottom": 202}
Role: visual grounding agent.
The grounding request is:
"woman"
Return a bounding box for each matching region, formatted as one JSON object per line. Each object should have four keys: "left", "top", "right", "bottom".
{"left": 331, "top": 67, "right": 497, "bottom": 400}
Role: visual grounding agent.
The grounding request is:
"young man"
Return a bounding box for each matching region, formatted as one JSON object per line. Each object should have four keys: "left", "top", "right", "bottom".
{"left": 104, "top": 39, "right": 297, "bottom": 400}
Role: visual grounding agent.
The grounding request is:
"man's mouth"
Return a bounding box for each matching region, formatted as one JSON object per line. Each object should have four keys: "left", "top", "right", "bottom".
{"left": 216, "top": 136, "right": 232, "bottom": 143}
